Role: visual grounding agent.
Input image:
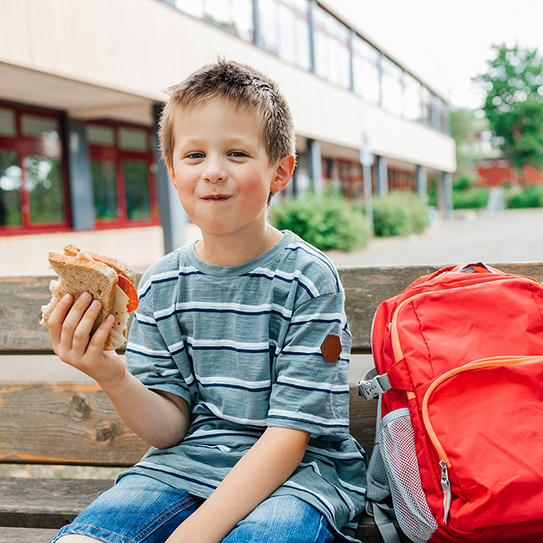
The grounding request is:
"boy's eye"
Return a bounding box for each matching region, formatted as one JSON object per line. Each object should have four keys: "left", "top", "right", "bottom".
{"left": 229, "top": 151, "right": 248, "bottom": 158}
{"left": 186, "top": 152, "right": 205, "bottom": 159}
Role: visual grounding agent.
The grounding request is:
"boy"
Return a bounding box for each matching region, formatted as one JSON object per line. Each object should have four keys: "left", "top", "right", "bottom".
{"left": 48, "top": 59, "right": 367, "bottom": 543}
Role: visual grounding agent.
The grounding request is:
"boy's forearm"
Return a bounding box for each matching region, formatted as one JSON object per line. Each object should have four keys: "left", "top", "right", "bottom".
{"left": 101, "top": 371, "right": 190, "bottom": 449}
{"left": 165, "top": 426, "right": 310, "bottom": 543}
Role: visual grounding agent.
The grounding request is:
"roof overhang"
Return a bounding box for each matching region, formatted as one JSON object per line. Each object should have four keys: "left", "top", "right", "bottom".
{"left": 0, "top": 61, "right": 157, "bottom": 125}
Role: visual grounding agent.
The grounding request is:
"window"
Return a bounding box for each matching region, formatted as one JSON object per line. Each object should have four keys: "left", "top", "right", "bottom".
{"left": 174, "top": 0, "right": 254, "bottom": 42}
{"left": 87, "top": 123, "right": 158, "bottom": 227}
{"left": 381, "top": 57, "right": 404, "bottom": 116}
{"left": 421, "top": 87, "right": 432, "bottom": 128}
{"left": 91, "top": 161, "right": 117, "bottom": 220}
{"left": 120, "top": 128, "right": 147, "bottom": 151}
{"left": 439, "top": 98, "right": 450, "bottom": 135}
{"left": 0, "top": 108, "right": 16, "bottom": 136}
{"left": 404, "top": 73, "right": 423, "bottom": 122}
{"left": 431, "top": 93, "right": 441, "bottom": 132}
{"left": 313, "top": 5, "right": 351, "bottom": 89}
{"left": 0, "top": 103, "right": 67, "bottom": 232}
{"left": 258, "top": 0, "right": 311, "bottom": 70}
{"left": 87, "top": 125, "right": 115, "bottom": 146}
{"left": 0, "top": 150, "right": 22, "bottom": 226}
{"left": 388, "top": 167, "right": 416, "bottom": 191}
{"left": 24, "top": 155, "right": 64, "bottom": 223}
{"left": 352, "top": 35, "right": 381, "bottom": 105}
{"left": 124, "top": 162, "right": 152, "bottom": 220}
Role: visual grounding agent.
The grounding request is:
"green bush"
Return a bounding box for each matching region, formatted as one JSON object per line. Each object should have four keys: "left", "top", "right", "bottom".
{"left": 453, "top": 188, "right": 490, "bottom": 209}
{"left": 452, "top": 174, "right": 489, "bottom": 209}
{"left": 453, "top": 175, "right": 476, "bottom": 191}
{"left": 507, "top": 184, "right": 543, "bottom": 208}
{"left": 372, "top": 192, "right": 429, "bottom": 237}
{"left": 270, "top": 195, "right": 368, "bottom": 252}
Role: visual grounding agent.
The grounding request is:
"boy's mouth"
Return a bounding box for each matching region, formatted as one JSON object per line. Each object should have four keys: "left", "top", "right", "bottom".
{"left": 202, "top": 194, "right": 230, "bottom": 201}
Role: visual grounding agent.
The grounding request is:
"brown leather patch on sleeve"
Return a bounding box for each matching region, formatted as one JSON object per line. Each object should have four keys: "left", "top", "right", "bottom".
{"left": 320, "top": 334, "right": 342, "bottom": 363}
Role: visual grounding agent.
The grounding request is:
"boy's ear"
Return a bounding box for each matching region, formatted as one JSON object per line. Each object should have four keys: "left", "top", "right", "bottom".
{"left": 271, "top": 155, "right": 296, "bottom": 193}
{"left": 167, "top": 163, "right": 178, "bottom": 190}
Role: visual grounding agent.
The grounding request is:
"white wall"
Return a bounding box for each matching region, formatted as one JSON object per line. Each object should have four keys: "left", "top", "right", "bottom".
{"left": 0, "top": 226, "right": 164, "bottom": 277}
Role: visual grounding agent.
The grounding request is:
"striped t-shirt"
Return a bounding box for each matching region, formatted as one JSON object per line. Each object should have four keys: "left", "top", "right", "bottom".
{"left": 120, "top": 230, "right": 367, "bottom": 541}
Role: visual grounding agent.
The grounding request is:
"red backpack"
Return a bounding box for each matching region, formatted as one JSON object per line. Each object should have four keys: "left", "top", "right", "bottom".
{"left": 359, "top": 263, "right": 543, "bottom": 543}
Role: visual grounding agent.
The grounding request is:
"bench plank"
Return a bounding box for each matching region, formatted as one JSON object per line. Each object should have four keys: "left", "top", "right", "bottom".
{"left": 0, "top": 477, "right": 112, "bottom": 529}
{"left": 0, "top": 384, "right": 375, "bottom": 466}
{"left": 0, "top": 477, "right": 397, "bottom": 542}
{"left": 4, "top": 264, "right": 543, "bottom": 355}
{"left": 0, "top": 383, "right": 148, "bottom": 466}
{"left": 0, "top": 277, "right": 53, "bottom": 354}
{"left": 0, "top": 477, "right": 401, "bottom": 542}
{"left": 0, "top": 527, "right": 59, "bottom": 543}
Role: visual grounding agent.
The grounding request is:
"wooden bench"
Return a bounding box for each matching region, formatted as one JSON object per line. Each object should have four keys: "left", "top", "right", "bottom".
{"left": 1, "top": 263, "right": 542, "bottom": 543}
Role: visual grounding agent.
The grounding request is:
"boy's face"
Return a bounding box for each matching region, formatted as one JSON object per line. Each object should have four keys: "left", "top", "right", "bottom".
{"left": 167, "top": 98, "right": 293, "bottom": 241}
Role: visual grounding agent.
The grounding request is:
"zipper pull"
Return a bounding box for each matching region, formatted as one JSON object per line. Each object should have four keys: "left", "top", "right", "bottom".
{"left": 440, "top": 460, "right": 451, "bottom": 525}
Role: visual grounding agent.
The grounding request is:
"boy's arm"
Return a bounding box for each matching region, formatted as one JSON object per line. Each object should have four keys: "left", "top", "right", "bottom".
{"left": 47, "top": 293, "right": 190, "bottom": 449}
{"left": 166, "top": 425, "right": 311, "bottom": 543}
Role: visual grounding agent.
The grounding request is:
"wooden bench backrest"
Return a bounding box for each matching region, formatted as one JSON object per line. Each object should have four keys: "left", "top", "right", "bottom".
{"left": 1, "top": 263, "right": 542, "bottom": 466}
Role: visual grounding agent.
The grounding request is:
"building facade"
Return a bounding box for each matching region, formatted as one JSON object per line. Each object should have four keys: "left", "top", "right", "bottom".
{"left": 0, "top": 0, "right": 456, "bottom": 275}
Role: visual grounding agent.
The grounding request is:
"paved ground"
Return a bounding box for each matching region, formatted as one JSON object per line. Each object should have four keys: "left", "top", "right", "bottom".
{"left": 2, "top": 208, "right": 542, "bottom": 385}
{"left": 327, "top": 207, "right": 543, "bottom": 268}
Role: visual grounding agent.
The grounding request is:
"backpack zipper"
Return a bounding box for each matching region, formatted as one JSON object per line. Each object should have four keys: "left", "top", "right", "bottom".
{"left": 421, "top": 356, "right": 542, "bottom": 525}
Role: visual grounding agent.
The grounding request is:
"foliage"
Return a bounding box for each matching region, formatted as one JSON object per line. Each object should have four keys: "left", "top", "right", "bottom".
{"left": 270, "top": 195, "right": 367, "bottom": 252}
{"left": 372, "top": 192, "right": 429, "bottom": 237}
{"left": 452, "top": 174, "right": 490, "bottom": 209}
{"left": 453, "top": 188, "right": 490, "bottom": 209}
{"left": 507, "top": 185, "right": 543, "bottom": 208}
{"left": 475, "top": 43, "right": 543, "bottom": 172}
{"left": 453, "top": 175, "right": 476, "bottom": 191}
{"left": 450, "top": 108, "right": 490, "bottom": 181}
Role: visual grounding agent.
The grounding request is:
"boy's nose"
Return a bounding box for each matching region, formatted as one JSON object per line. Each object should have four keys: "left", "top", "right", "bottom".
{"left": 203, "top": 157, "right": 227, "bottom": 183}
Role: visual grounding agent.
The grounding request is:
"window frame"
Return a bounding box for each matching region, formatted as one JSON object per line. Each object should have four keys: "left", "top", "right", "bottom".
{"left": 0, "top": 100, "right": 71, "bottom": 234}
{"left": 87, "top": 120, "right": 160, "bottom": 229}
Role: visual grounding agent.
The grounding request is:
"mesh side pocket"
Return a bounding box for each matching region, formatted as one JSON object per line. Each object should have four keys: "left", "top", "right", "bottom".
{"left": 366, "top": 441, "right": 391, "bottom": 503}
{"left": 379, "top": 408, "right": 438, "bottom": 543}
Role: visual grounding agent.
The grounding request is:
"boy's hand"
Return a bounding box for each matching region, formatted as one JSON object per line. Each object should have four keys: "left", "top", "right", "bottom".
{"left": 47, "top": 292, "right": 125, "bottom": 387}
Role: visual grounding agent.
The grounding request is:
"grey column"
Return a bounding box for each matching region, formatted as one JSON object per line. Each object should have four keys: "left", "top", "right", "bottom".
{"left": 436, "top": 171, "right": 454, "bottom": 219}
{"left": 443, "top": 171, "right": 453, "bottom": 218}
{"left": 252, "top": 0, "right": 262, "bottom": 48}
{"left": 65, "top": 117, "right": 94, "bottom": 230}
{"left": 375, "top": 156, "right": 388, "bottom": 197}
{"left": 153, "top": 104, "right": 187, "bottom": 254}
{"left": 306, "top": 138, "right": 323, "bottom": 194}
{"left": 308, "top": 0, "right": 317, "bottom": 73}
{"left": 416, "top": 165, "right": 428, "bottom": 202}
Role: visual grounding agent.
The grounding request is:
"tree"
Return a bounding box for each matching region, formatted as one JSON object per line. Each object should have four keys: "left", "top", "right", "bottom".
{"left": 475, "top": 43, "right": 543, "bottom": 173}
{"left": 450, "top": 107, "right": 490, "bottom": 182}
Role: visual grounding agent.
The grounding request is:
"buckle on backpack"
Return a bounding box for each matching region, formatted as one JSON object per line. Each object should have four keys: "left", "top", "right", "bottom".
{"left": 358, "top": 368, "right": 391, "bottom": 400}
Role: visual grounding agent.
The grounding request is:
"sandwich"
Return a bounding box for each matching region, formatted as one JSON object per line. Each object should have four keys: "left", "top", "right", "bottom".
{"left": 40, "top": 245, "right": 138, "bottom": 350}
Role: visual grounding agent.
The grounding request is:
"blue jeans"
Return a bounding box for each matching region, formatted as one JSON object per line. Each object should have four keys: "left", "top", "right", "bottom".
{"left": 52, "top": 474, "right": 335, "bottom": 543}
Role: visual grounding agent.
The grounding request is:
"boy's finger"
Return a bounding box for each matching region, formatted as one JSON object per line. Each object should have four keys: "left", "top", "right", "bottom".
{"left": 87, "top": 314, "right": 116, "bottom": 353}
{"left": 56, "top": 293, "right": 95, "bottom": 354}
{"left": 70, "top": 298, "right": 103, "bottom": 349}
{"left": 47, "top": 294, "right": 74, "bottom": 346}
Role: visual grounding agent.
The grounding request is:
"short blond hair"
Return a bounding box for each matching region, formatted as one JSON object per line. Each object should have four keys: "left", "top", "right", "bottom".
{"left": 158, "top": 59, "right": 295, "bottom": 168}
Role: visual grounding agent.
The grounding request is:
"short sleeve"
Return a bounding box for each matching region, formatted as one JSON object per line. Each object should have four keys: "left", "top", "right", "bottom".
{"left": 267, "top": 291, "right": 352, "bottom": 437}
{"left": 125, "top": 272, "right": 192, "bottom": 406}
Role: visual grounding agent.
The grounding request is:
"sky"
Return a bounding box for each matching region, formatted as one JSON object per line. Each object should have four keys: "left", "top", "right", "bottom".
{"left": 329, "top": 0, "right": 543, "bottom": 109}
